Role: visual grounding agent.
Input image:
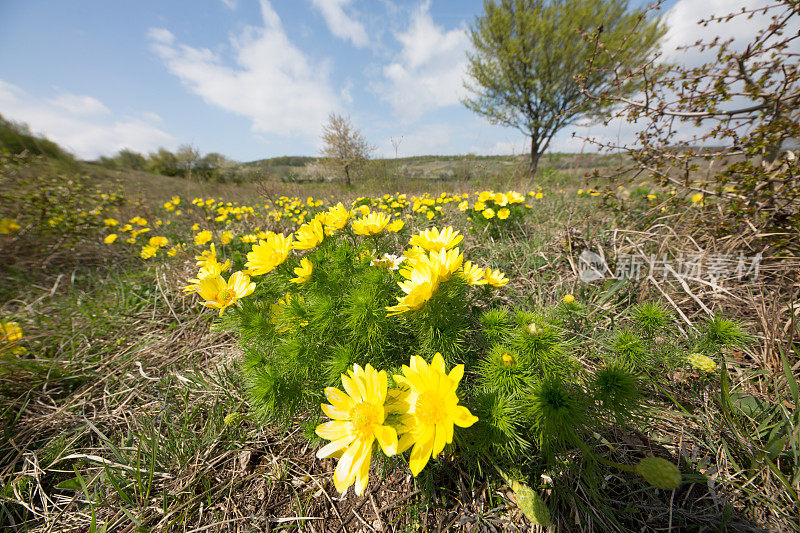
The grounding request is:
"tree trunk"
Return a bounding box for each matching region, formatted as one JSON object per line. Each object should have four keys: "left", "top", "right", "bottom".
{"left": 344, "top": 163, "right": 351, "bottom": 187}
{"left": 529, "top": 136, "right": 541, "bottom": 176}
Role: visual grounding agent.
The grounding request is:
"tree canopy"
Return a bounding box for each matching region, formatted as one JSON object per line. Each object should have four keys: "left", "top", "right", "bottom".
{"left": 463, "top": 0, "right": 665, "bottom": 174}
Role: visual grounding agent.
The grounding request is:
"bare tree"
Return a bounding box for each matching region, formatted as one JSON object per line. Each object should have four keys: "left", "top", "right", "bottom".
{"left": 579, "top": 0, "right": 800, "bottom": 232}
{"left": 320, "top": 113, "right": 374, "bottom": 186}
{"left": 390, "top": 136, "right": 403, "bottom": 159}
{"left": 176, "top": 144, "right": 201, "bottom": 181}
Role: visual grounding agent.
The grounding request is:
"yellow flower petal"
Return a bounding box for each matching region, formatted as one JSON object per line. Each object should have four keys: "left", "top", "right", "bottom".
{"left": 316, "top": 434, "right": 356, "bottom": 458}
{"left": 373, "top": 425, "right": 398, "bottom": 457}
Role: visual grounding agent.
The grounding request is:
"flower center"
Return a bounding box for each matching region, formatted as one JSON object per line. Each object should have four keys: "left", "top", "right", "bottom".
{"left": 501, "top": 352, "right": 514, "bottom": 367}
{"left": 415, "top": 390, "right": 446, "bottom": 425}
{"left": 218, "top": 289, "right": 235, "bottom": 304}
{"left": 350, "top": 402, "right": 380, "bottom": 436}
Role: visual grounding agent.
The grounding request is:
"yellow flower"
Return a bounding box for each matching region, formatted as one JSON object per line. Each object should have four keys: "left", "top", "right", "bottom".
{"left": 458, "top": 200, "right": 469, "bottom": 211}
{"left": 563, "top": 294, "right": 575, "bottom": 304}
{"left": 0, "top": 321, "right": 25, "bottom": 355}
{"left": 245, "top": 233, "right": 292, "bottom": 276}
{"left": 493, "top": 192, "right": 508, "bottom": 206}
{"left": 387, "top": 219, "right": 405, "bottom": 232}
{"left": 412, "top": 247, "right": 463, "bottom": 282}
{"left": 474, "top": 201, "right": 486, "bottom": 211}
{"left": 507, "top": 191, "right": 525, "bottom": 204}
{"left": 403, "top": 246, "right": 426, "bottom": 264}
{"left": 691, "top": 193, "right": 704, "bottom": 205}
{"left": 497, "top": 208, "right": 510, "bottom": 220}
{"left": 167, "top": 246, "right": 180, "bottom": 257}
{"left": 0, "top": 219, "right": 21, "bottom": 234}
{"left": 149, "top": 236, "right": 168, "bottom": 248}
{"left": 103, "top": 218, "right": 118, "bottom": 227}
{"left": 322, "top": 203, "right": 351, "bottom": 232}
{"left": 195, "top": 243, "right": 222, "bottom": 267}
{"left": 290, "top": 258, "right": 313, "bottom": 284}
{"left": 294, "top": 218, "right": 325, "bottom": 250}
{"left": 535, "top": 192, "right": 543, "bottom": 199}
{"left": 461, "top": 260, "right": 487, "bottom": 285}
{"left": 484, "top": 268, "right": 508, "bottom": 287}
{"left": 1, "top": 321, "right": 23, "bottom": 343}
{"left": 194, "top": 230, "right": 212, "bottom": 246}
{"left": 140, "top": 244, "right": 158, "bottom": 259}
{"left": 184, "top": 256, "right": 231, "bottom": 293}
{"left": 315, "top": 363, "right": 398, "bottom": 496}
{"left": 408, "top": 226, "right": 463, "bottom": 252}
{"left": 392, "top": 353, "right": 478, "bottom": 476}
{"left": 104, "top": 234, "right": 118, "bottom": 244}
{"left": 482, "top": 208, "right": 495, "bottom": 219}
{"left": 386, "top": 263, "right": 439, "bottom": 316}
{"left": 195, "top": 271, "right": 255, "bottom": 316}
{"left": 220, "top": 230, "right": 233, "bottom": 245}
{"left": 352, "top": 212, "right": 390, "bottom": 236}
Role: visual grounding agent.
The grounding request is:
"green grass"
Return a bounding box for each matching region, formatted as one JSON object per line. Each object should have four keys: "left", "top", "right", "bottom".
{"left": 1, "top": 157, "right": 798, "bottom": 532}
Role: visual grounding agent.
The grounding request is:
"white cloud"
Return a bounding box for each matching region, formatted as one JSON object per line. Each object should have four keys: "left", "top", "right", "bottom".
{"left": 660, "top": 0, "right": 799, "bottom": 65}
{"left": 149, "top": 0, "right": 339, "bottom": 143}
{"left": 378, "top": 1, "right": 471, "bottom": 121}
{"left": 219, "top": 0, "right": 237, "bottom": 9}
{"left": 0, "top": 80, "right": 175, "bottom": 159}
{"left": 46, "top": 93, "right": 110, "bottom": 116}
{"left": 310, "top": 0, "right": 369, "bottom": 48}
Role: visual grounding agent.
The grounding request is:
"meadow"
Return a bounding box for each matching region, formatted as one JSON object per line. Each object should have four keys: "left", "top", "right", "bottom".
{"left": 1, "top": 148, "right": 798, "bottom": 533}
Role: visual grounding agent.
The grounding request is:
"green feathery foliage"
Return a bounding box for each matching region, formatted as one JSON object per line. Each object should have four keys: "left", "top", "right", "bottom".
{"left": 591, "top": 363, "right": 641, "bottom": 423}
{"left": 610, "top": 330, "right": 647, "bottom": 368}
{"left": 629, "top": 302, "right": 672, "bottom": 337}
{"left": 695, "top": 315, "right": 751, "bottom": 353}
{"left": 526, "top": 378, "right": 586, "bottom": 457}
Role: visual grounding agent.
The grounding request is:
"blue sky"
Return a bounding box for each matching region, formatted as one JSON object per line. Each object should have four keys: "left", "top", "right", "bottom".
{"left": 0, "top": 0, "right": 768, "bottom": 161}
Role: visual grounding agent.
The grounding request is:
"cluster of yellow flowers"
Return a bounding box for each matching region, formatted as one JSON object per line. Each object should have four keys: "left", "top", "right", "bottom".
{"left": 458, "top": 189, "right": 539, "bottom": 220}
{"left": 183, "top": 195, "right": 509, "bottom": 319}
{"left": 387, "top": 227, "right": 508, "bottom": 315}
{"left": 315, "top": 354, "right": 478, "bottom": 496}
{"left": 0, "top": 218, "right": 21, "bottom": 234}
{"left": 0, "top": 321, "right": 25, "bottom": 355}
{"left": 102, "top": 213, "right": 183, "bottom": 258}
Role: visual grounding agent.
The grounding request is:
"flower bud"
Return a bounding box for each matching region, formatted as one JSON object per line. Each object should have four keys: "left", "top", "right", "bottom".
{"left": 635, "top": 457, "right": 681, "bottom": 490}
{"left": 511, "top": 481, "right": 550, "bottom": 526}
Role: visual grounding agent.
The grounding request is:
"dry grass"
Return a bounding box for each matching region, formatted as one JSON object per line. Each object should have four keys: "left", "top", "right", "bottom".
{"left": 1, "top": 159, "right": 798, "bottom": 532}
